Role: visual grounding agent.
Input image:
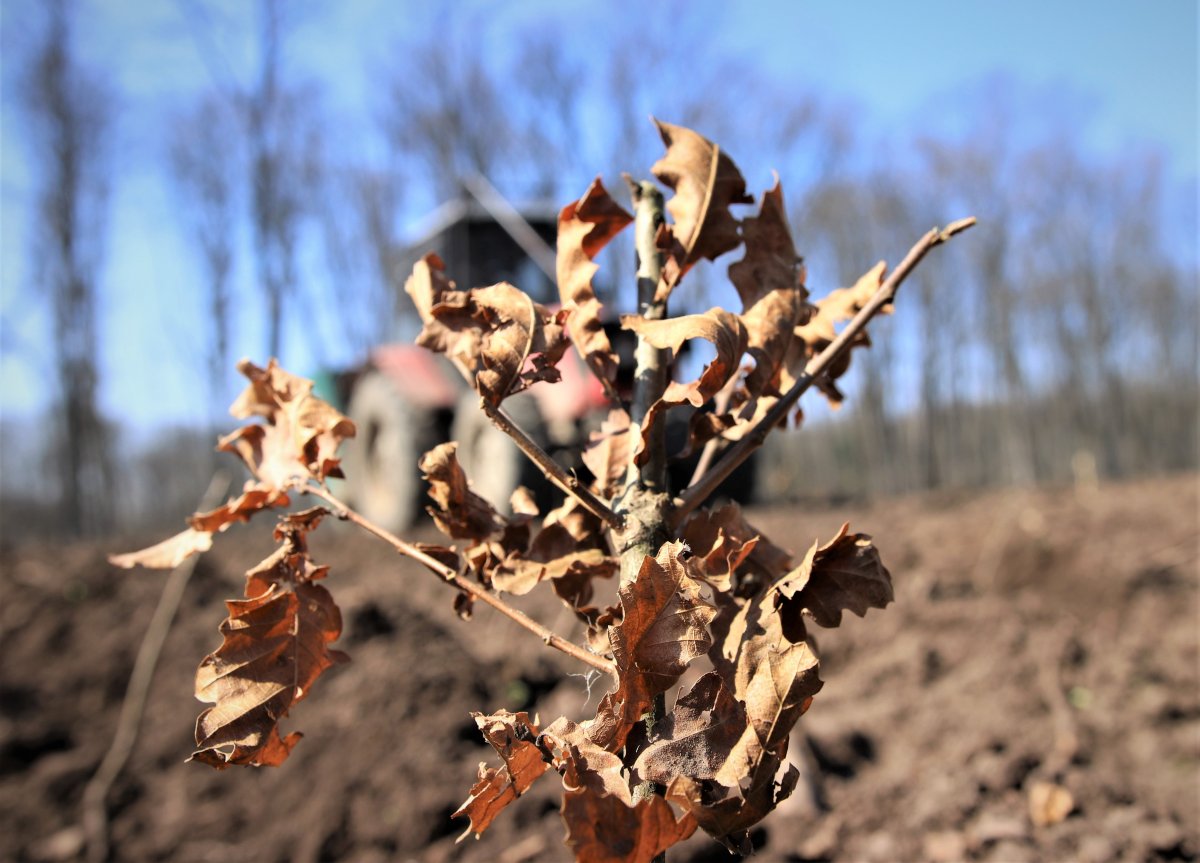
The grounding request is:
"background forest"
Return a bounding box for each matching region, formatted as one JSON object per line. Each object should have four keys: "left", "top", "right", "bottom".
{"left": 1, "top": 0, "right": 1196, "bottom": 539}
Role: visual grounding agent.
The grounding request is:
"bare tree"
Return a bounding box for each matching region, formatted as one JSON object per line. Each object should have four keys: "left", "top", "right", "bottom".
{"left": 242, "top": 0, "right": 321, "bottom": 361}
{"left": 169, "top": 94, "right": 239, "bottom": 422}
{"left": 20, "top": 0, "right": 116, "bottom": 536}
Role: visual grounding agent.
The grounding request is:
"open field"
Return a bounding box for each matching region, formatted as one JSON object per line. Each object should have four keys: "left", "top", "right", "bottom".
{"left": 2, "top": 474, "right": 1196, "bottom": 862}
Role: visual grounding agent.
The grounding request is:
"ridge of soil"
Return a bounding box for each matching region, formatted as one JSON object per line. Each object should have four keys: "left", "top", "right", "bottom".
{"left": 1, "top": 474, "right": 1196, "bottom": 862}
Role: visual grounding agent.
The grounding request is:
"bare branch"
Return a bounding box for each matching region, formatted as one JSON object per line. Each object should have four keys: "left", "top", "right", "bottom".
{"left": 672, "top": 218, "right": 977, "bottom": 526}
{"left": 306, "top": 484, "right": 616, "bottom": 677}
{"left": 477, "top": 398, "right": 624, "bottom": 531}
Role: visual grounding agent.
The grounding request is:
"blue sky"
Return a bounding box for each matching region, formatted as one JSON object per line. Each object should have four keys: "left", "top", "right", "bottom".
{"left": 1, "top": 0, "right": 1196, "bottom": 433}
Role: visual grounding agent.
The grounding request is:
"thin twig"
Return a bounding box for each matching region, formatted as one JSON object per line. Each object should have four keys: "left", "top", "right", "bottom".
{"left": 672, "top": 218, "right": 976, "bottom": 526}
{"left": 687, "top": 375, "right": 738, "bottom": 487}
{"left": 306, "top": 483, "right": 616, "bottom": 677}
{"left": 478, "top": 398, "right": 624, "bottom": 531}
{"left": 83, "top": 472, "right": 232, "bottom": 863}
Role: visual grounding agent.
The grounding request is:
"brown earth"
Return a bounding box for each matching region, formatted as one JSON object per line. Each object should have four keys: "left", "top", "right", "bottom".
{"left": 1, "top": 474, "right": 1197, "bottom": 863}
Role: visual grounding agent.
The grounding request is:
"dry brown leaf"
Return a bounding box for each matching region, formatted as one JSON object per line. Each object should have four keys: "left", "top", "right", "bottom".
{"left": 590, "top": 542, "right": 716, "bottom": 751}
{"left": 562, "top": 786, "right": 697, "bottom": 863}
{"left": 190, "top": 518, "right": 346, "bottom": 769}
{"left": 772, "top": 523, "right": 893, "bottom": 637}
{"left": 679, "top": 504, "right": 762, "bottom": 592}
{"left": 546, "top": 719, "right": 698, "bottom": 863}
{"left": 109, "top": 527, "right": 213, "bottom": 570}
{"left": 622, "top": 309, "right": 747, "bottom": 467}
{"left": 632, "top": 671, "right": 749, "bottom": 786}
{"left": 622, "top": 309, "right": 747, "bottom": 410}
{"left": 186, "top": 485, "right": 286, "bottom": 533}
{"left": 582, "top": 409, "right": 633, "bottom": 498}
{"left": 731, "top": 600, "right": 822, "bottom": 758}
{"left": 115, "top": 362, "right": 354, "bottom": 570}
{"left": 789, "top": 261, "right": 887, "bottom": 405}
{"left": 542, "top": 717, "right": 629, "bottom": 800}
{"left": 453, "top": 711, "right": 551, "bottom": 839}
{"left": 419, "top": 442, "right": 503, "bottom": 541}
{"left": 651, "top": 119, "right": 752, "bottom": 297}
{"left": 220, "top": 358, "right": 356, "bottom": 489}
{"left": 558, "top": 178, "right": 633, "bottom": 386}
{"left": 491, "top": 547, "right": 616, "bottom": 597}
{"left": 728, "top": 181, "right": 808, "bottom": 398}
{"left": 407, "top": 253, "right": 570, "bottom": 405}
{"left": 666, "top": 758, "right": 799, "bottom": 854}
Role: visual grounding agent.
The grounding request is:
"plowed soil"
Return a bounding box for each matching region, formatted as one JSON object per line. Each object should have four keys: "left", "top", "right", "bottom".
{"left": 2, "top": 474, "right": 1197, "bottom": 862}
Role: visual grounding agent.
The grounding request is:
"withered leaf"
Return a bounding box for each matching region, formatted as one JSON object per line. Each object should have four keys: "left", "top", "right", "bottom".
{"left": 771, "top": 523, "right": 893, "bottom": 633}
{"left": 632, "top": 672, "right": 749, "bottom": 786}
{"left": 651, "top": 119, "right": 752, "bottom": 296}
{"left": 789, "top": 261, "right": 887, "bottom": 405}
{"left": 187, "top": 485, "right": 286, "bottom": 533}
{"left": 582, "top": 409, "right": 633, "bottom": 498}
{"left": 730, "top": 599, "right": 822, "bottom": 758}
{"left": 623, "top": 309, "right": 747, "bottom": 410}
{"left": 728, "top": 181, "right": 808, "bottom": 398}
{"left": 679, "top": 504, "right": 763, "bottom": 592}
{"left": 490, "top": 547, "right": 616, "bottom": 597}
{"left": 453, "top": 711, "right": 550, "bottom": 839}
{"left": 562, "top": 786, "right": 697, "bottom": 863}
{"left": 113, "top": 364, "right": 353, "bottom": 570}
{"left": 666, "top": 758, "right": 799, "bottom": 854}
{"left": 407, "top": 254, "right": 570, "bottom": 405}
{"left": 220, "top": 358, "right": 356, "bottom": 489}
{"left": 190, "top": 550, "right": 346, "bottom": 769}
{"left": 558, "top": 178, "right": 633, "bottom": 386}
{"left": 542, "top": 717, "right": 629, "bottom": 800}
{"left": 622, "top": 309, "right": 747, "bottom": 467}
{"left": 109, "top": 527, "right": 213, "bottom": 570}
{"left": 420, "top": 442, "right": 503, "bottom": 541}
{"left": 590, "top": 542, "right": 716, "bottom": 751}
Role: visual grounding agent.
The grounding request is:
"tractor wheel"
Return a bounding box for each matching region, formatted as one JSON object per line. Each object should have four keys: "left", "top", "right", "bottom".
{"left": 450, "top": 391, "right": 548, "bottom": 512}
{"left": 341, "top": 370, "right": 438, "bottom": 533}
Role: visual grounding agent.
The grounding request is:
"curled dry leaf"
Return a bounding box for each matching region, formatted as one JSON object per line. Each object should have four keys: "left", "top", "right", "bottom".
{"left": 651, "top": 118, "right": 752, "bottom": 297}
{"left": 590, "top": 541, "right": 716, "bottom": 751}
{"left": 220, "top": 358, "right": 356, "bottom": 489}
{"left": 562, "top": 785, "right": 697, "bottom": 863}
{"left": 728, "top": 181, "right": 808, "bottom": 399}
{"left": 667, "top": 759, "right": 800, "bottom": 855}
{"left": 558, "top": 178, "right": 633, "bottom": 387}
{"left": 678, "top": 504, "right": 763, "bottom": 593}
{"left": 632, "top": 671, "right": 748, "bottom": 786}
{"left": 543, "top": 719, "right": 697, "bottom": 863}
{"left": 111, "top": 362, "right": 354, "bottom": 570}
{"left": 109, "top": 527, "right": 213, "bottom": 570}
{"left": 789, "top": 261, "right": 888, "bottom": 405}
{"left": 453, "top": 711, "right": 550, "bottom": 840}
{"left": 419, "top": 442, "right": 503, "bottom": 541}
{"left": 730, "top": 600, "right": 822, "bottom": 757}
{"left": 406, "top": 253, "right": 570, "bottom": 405}
{"left": 771, "top": 523, "right": 893, "bottom": 638}
{"left": 622, "top": 309, "right": 748, "bottom": 466}
{"left": 650, "top": 596, "right": 819, "bottom": 849}
{"left": 190, "top": 511, "right": 347, "bottom": 768}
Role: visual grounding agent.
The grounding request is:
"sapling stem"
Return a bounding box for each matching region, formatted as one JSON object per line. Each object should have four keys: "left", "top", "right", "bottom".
{"left": 618, "top": 178, "right": 671, "bottom": 824}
